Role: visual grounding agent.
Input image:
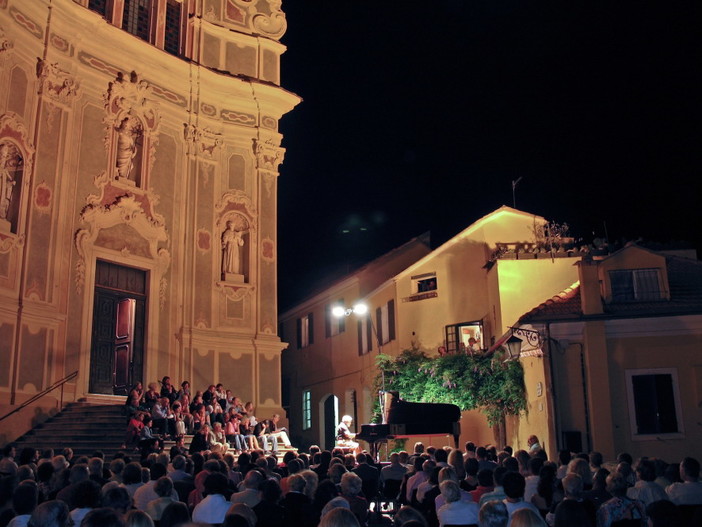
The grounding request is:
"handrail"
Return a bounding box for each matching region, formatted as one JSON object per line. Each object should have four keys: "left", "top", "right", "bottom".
{"left": 0, "top": 370, "right": 78, "bottom": 424}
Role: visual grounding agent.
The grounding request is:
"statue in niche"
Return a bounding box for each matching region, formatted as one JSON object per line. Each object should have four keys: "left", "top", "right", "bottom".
{"left": 115, "top": 116, "right": 141, "bottom": 182}
{"left": 0, "top": 143, "right": 19, "bottom": 224}
{"left": 221, "top": 220, "right": 246, "bottom": 280}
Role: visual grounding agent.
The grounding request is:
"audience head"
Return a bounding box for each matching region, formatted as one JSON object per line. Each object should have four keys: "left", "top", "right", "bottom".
{"left": 159, "top": 501, "right": 190, "bottom": 527}
{"left": 502, "top": 471, "right": 526, "bottom": 500}
{"left": 319, "top": 507, "right": 360, "bottom": 527}
{"left": 320, "top": 496, "right": 350, "bottom": 517}
{"left": 225, "top": 503, "right": 257, "bottom": 527}
{"left": 72, "top": 480, "right": 101, "bottom": 508}
{"left": 590, "top": 451, "right": 603, "bottom": 468}
{"left": 510, "top": 508, "right": 546, "bottom": 527}
{"left": 553, "top": 499, "right": 592, "bottom": 527}
{"left": 634, "top": 459, "right": 656, "bottom": 482}
{"left": 561, "top": 473, "right": 584, "bottom": 499}
{"left": 465, "top": 458, "right": 479, "bottom": 477}
{"left": 617, "top": 452, "right": 633, "bottom": 465}
{"left": 567, "top": 458, "right": 593, "bottom": 488}
{"left": 434, "top": 448, "right": 448, "bottom": 464}
{"left": 493, "top": 466, "right": 508, "bottom": 487}
{"left": 82, "top": 507, "right": 126, "bottom": 527}
{"left": 439, "top": 480, "right": 461, "bottom": 503}
{"left": 102, "top": 486, "right": 132, "bottom": 514}
{"left": 28, "top": 500, "right": 70, "bottom": 527}
{"left": 478, "top": 500, "right": 509, "bottom": 527}
{"left": 124, "top": 510, "right": 154, "bottom": 527}
{"left": 340, "top": 472, "right": 362, "bottom": 497}
{"left": 477, "top": 469, "right": 494, "bottom": 488}
{"left": 393, "top": 506, "right": 428, "bottom": 527}
{"left": 12, "top": 481, "right": 38, "bottom": 516}
{"left": 646, "top": 499, "right": 681, "bottom": 527}
{"left": 605, "top": 472, "right": 628, "bottom": 497}
{"left": 680, "top": 457, "right": 700, "bottom": 481}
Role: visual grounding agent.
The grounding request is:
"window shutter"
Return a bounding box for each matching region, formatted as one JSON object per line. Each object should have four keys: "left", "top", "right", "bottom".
{"left": 376, "top": 307, "right": 383, "bottom": 345}
{"left": 388, "top": 300, "right": 396, "bottom": 341}
{"left": 357, "top": 320, "right": 363, "bottom": 356}
{"left": 338, "top": 299, "right": 346, "bottom": 333}
{"left": 296, "top": 318, "right": 302, "bottom": 349}
{"left": 367, "top": 316, "right": 373, "bottom": 351}
{"left": 308, "top": 313, "right": 314, "bottom": 344}
{"left": 325, "top": 304, "right": 331, "bottom": 338}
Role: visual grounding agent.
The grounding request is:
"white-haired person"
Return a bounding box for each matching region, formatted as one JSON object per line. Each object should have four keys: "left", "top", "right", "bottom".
{"left": 336, "top": 415, "right": 359, "bottom": 454}
{"left": 437, "top": 480, "right": 479, "bottom": 527}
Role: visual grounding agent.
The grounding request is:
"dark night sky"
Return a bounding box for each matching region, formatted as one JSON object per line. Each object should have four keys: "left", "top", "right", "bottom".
{"left": 276, "top": 1, "right": 701, "bottom": 311}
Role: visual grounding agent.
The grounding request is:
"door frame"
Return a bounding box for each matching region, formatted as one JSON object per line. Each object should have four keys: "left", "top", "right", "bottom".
{"left": 79, "top": 247, "right": 163, "bottom": 397}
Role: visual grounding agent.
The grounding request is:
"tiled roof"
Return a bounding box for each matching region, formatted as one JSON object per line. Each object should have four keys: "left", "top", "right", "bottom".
{"left": 520, "top": 253, "right": 702, "bottom": 323}
{"left": 519, "top": 281, "right": 582, "bottom": 322}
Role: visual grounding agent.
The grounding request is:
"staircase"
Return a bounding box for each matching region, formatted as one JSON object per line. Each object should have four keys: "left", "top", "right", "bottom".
{"left": 13, "top": 403, "right": 298, "bottom": 459}
{"left": 13, "top": 403, "right": 128, "bottom": 459}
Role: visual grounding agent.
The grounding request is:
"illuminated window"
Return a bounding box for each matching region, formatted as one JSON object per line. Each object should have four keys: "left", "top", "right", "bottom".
{"left": 445, "top": 321, "right": 483, "bottom": 354}
{"left": 357, "top": 315, "right": 372, "bottom": 355}
{"left": 375, "top": 300, "right": 395, "bottom": 345}
{"left": 123, "top": 0, "right": 151, "bottom": 41}
{"left": 626, "top": 368, "right": 683, "bottom": 438}
{"left": 412, "top": 272, "right": 437, "bottom": 294}
{"left": 609, "top": 269, "right": 662, "bottom": 302}
{"left": 297, "top": 313, "right": 313, "bottom": 348}
{"left": 325, "top": 300, "right": 345, "bottom": 338}
{"left": 302, "top": 390, "right": 311, "bottom": 430}
{"left": 164, "top": 0, "right": 182, "bottom": 56}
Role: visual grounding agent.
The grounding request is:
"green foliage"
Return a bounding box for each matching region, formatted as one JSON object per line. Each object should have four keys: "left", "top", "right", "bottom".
{"left": 374, "top": 349, "right": 527, "bottom": 426}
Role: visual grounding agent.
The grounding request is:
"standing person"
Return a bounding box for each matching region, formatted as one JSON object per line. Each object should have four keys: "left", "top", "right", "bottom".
{"left": 336, "top": 416, "right": 359, "bottom": 453}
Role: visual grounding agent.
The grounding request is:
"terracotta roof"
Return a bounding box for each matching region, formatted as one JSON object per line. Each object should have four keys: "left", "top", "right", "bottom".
{"left": 520, "top": 254, "right": 702, "bottom": 323}
{"left": 519, "top": 281, "right": 582, "bottom": 322}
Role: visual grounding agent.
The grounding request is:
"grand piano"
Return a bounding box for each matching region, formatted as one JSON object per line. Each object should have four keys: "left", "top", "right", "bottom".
{"left": 356, "top": 391, "right": 461, "bottom": 460}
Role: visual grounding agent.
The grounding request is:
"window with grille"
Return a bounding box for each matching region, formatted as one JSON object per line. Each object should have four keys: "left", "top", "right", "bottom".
{"left": 164, "top": 0, "right": 181, "bottom": 56}
{"left": 88, "top": 0, "right": 108, "bottom": 17}
{"left": 123, "top": 0, "right": 151, "bottom": 41}
{"left": 302, "top": 390, "right": 311, "bottom": 430}
{"left": 609, "top": 268, "right": 662, "bottom": 302}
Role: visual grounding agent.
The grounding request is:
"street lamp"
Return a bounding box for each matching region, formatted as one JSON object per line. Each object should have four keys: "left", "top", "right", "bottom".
{"left": 333, "top": 302, "right": 385, "bottom": 392}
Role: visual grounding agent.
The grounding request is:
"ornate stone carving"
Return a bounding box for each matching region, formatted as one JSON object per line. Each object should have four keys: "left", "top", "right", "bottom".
{"left": 0, "top": 27, "right": 13, "bottom": 54}
{"left": 216, "top": 280, "right": 255, "bottom": 301}
{"left": 254, "top": 139, "right": 284, "bottom": 174}
{"left": 183, "top": 124, "right": 223, "bottom": 159}
{"left": 75, "top": 171, "right": 170, "bottom": 296}
{"left": 103, "top": 72, "right": 160, "bottom": 184}
{"left": 36, "top": 59, "right": 80, "bottom": 106}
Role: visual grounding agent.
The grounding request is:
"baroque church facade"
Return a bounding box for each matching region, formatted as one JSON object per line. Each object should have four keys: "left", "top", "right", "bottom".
{"left": 0, "top": 0, "right": 298, "bottom": 440}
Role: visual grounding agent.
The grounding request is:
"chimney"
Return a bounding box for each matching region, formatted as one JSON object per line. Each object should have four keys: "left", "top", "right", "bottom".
{"left": 577, "top": 257, "right": 603, "bottom": 315}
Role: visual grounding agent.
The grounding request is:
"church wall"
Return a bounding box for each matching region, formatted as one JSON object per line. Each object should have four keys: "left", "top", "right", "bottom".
{"left": 0, "top": 0, "right": 298, "bottom": 434}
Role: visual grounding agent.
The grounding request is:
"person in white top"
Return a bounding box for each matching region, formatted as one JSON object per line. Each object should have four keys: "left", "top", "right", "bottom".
{"left": 666, "top": 456, "right": 702, "bottom": 505}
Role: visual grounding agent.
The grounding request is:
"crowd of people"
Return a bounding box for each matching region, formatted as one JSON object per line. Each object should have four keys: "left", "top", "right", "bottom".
{"left": 123, "top": 377, "right": 290, "bottom": 458}
{"left": 1, "top": 395, "right": 702, "bottom": 527}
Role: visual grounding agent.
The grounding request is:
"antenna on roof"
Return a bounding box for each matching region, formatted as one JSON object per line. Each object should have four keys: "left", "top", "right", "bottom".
{"left": 512, "top": 177, "right": 523, "bottom": 208}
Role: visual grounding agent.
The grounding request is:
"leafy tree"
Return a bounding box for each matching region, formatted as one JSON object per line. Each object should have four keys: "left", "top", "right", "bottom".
{"left": 374, "top": 348, "right": 526, "bottom": 427}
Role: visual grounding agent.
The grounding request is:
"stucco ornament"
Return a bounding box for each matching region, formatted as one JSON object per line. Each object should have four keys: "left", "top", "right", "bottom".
{"left": 36, "top": 59, "right": 80, "bottom": 106}
{"left": 224, "top": 0, "right": 288, "bottom": 40}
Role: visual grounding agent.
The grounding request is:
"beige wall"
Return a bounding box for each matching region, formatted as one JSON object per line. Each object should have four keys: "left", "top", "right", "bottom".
{"left": 0, "top": 0, "right": 298, "bottom": 438}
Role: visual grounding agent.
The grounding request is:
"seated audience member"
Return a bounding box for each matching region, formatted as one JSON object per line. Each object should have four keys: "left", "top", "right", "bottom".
{"left": 584, "top": 468, "right": 612, "bottom": 511}
{"left": 568, "top": 458, "right": 594, "bottom": 491}
{"left": 596, "top": 472, "right": 646, "bottom": 527}
{"left": 464, "top": 458, "right": 480, "bottom": 491}
{"left": 478, "top": 500, "right": 509, "bottom": 527}
{"left": 124, "top": 510, "right": 154, "bottom": 527}
{"left": 253, "top": 479, "right": 286, "bottom": 527}
{"left": 27, "top": 500, "right": 71, "bottom": 527}
{"left": 80, "top": 507, "right": 125, "bottom": 527}
{"left": 231, "top": 469, "right": 264, "bottom": 508}
{"left": 480, "top": 466, "right": 508, "bottom": 507}
{"left": 192, "top": 473, "right": 231, "bottom": 525}
{"left": 281, "top": 473, "right": 316, "bottom": 527}
{"left": 645, "top": 499, "right": 680, "bottom": 527}
{"left": 510, "top": 508, "right": 547, "bottom": 527}
{"left": 159, "top": 501, "right": 191, "bottom": 527}
{"left": 160, "top": 376, "right": 177, "bottom": 404}
{"left": 437, "top": 480, "right": 479, "bottom": 527}
{"left": 340, "top": 472, "right": 368, "bottom": 526}
{"left": 665, "top": 456, "right": 702, "bottom": 505}
{"left": 553, "top": 498, "right": 593, "bottom": 527}
{"left": 531, "top": 463, "right": 558, "bottom": 516}
{"left": 68, "top": 480, "right": 101, "bottom": 527}
{"left": 189, "top": 424, "right": 210, "bottom": 454}
{"left": 102, "top": 486, "right": 132, "bottom": 516}
{"left": 8, "top": 480, "right": 38, "bottom": 527}
{"left": 471, "top": 469, "right": 495, "bottom": 503}
{"left": 502, "top": 471, "right": 541, "bottom": 519}
{"left": 626, "top": 459, "right": 667, "bottom": 507}
{"left": 524, "top": 457, "right": 543, "bottom": 502}
{"left": 144, "top": 476, "right": 177, "bottom": 522}
{"left": 134, "top": 463, "right": 178, "bottom": 510}
{"left": 352, "top": 452, "right": 380, "bottom": 500}
{"left": 143, "top": 383, "right": 160, "bottom": 410}
{"left": 319, "top": 507, "right": 360, "bottom": 527}
{"left": 393, "top": 505, "right": 429, "bottom": 527}
{"left": 120, "top": 462, "right": 145, "bottom": 498}
{"left": 527, "top": 435, "right": 542, "bottom": 454}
